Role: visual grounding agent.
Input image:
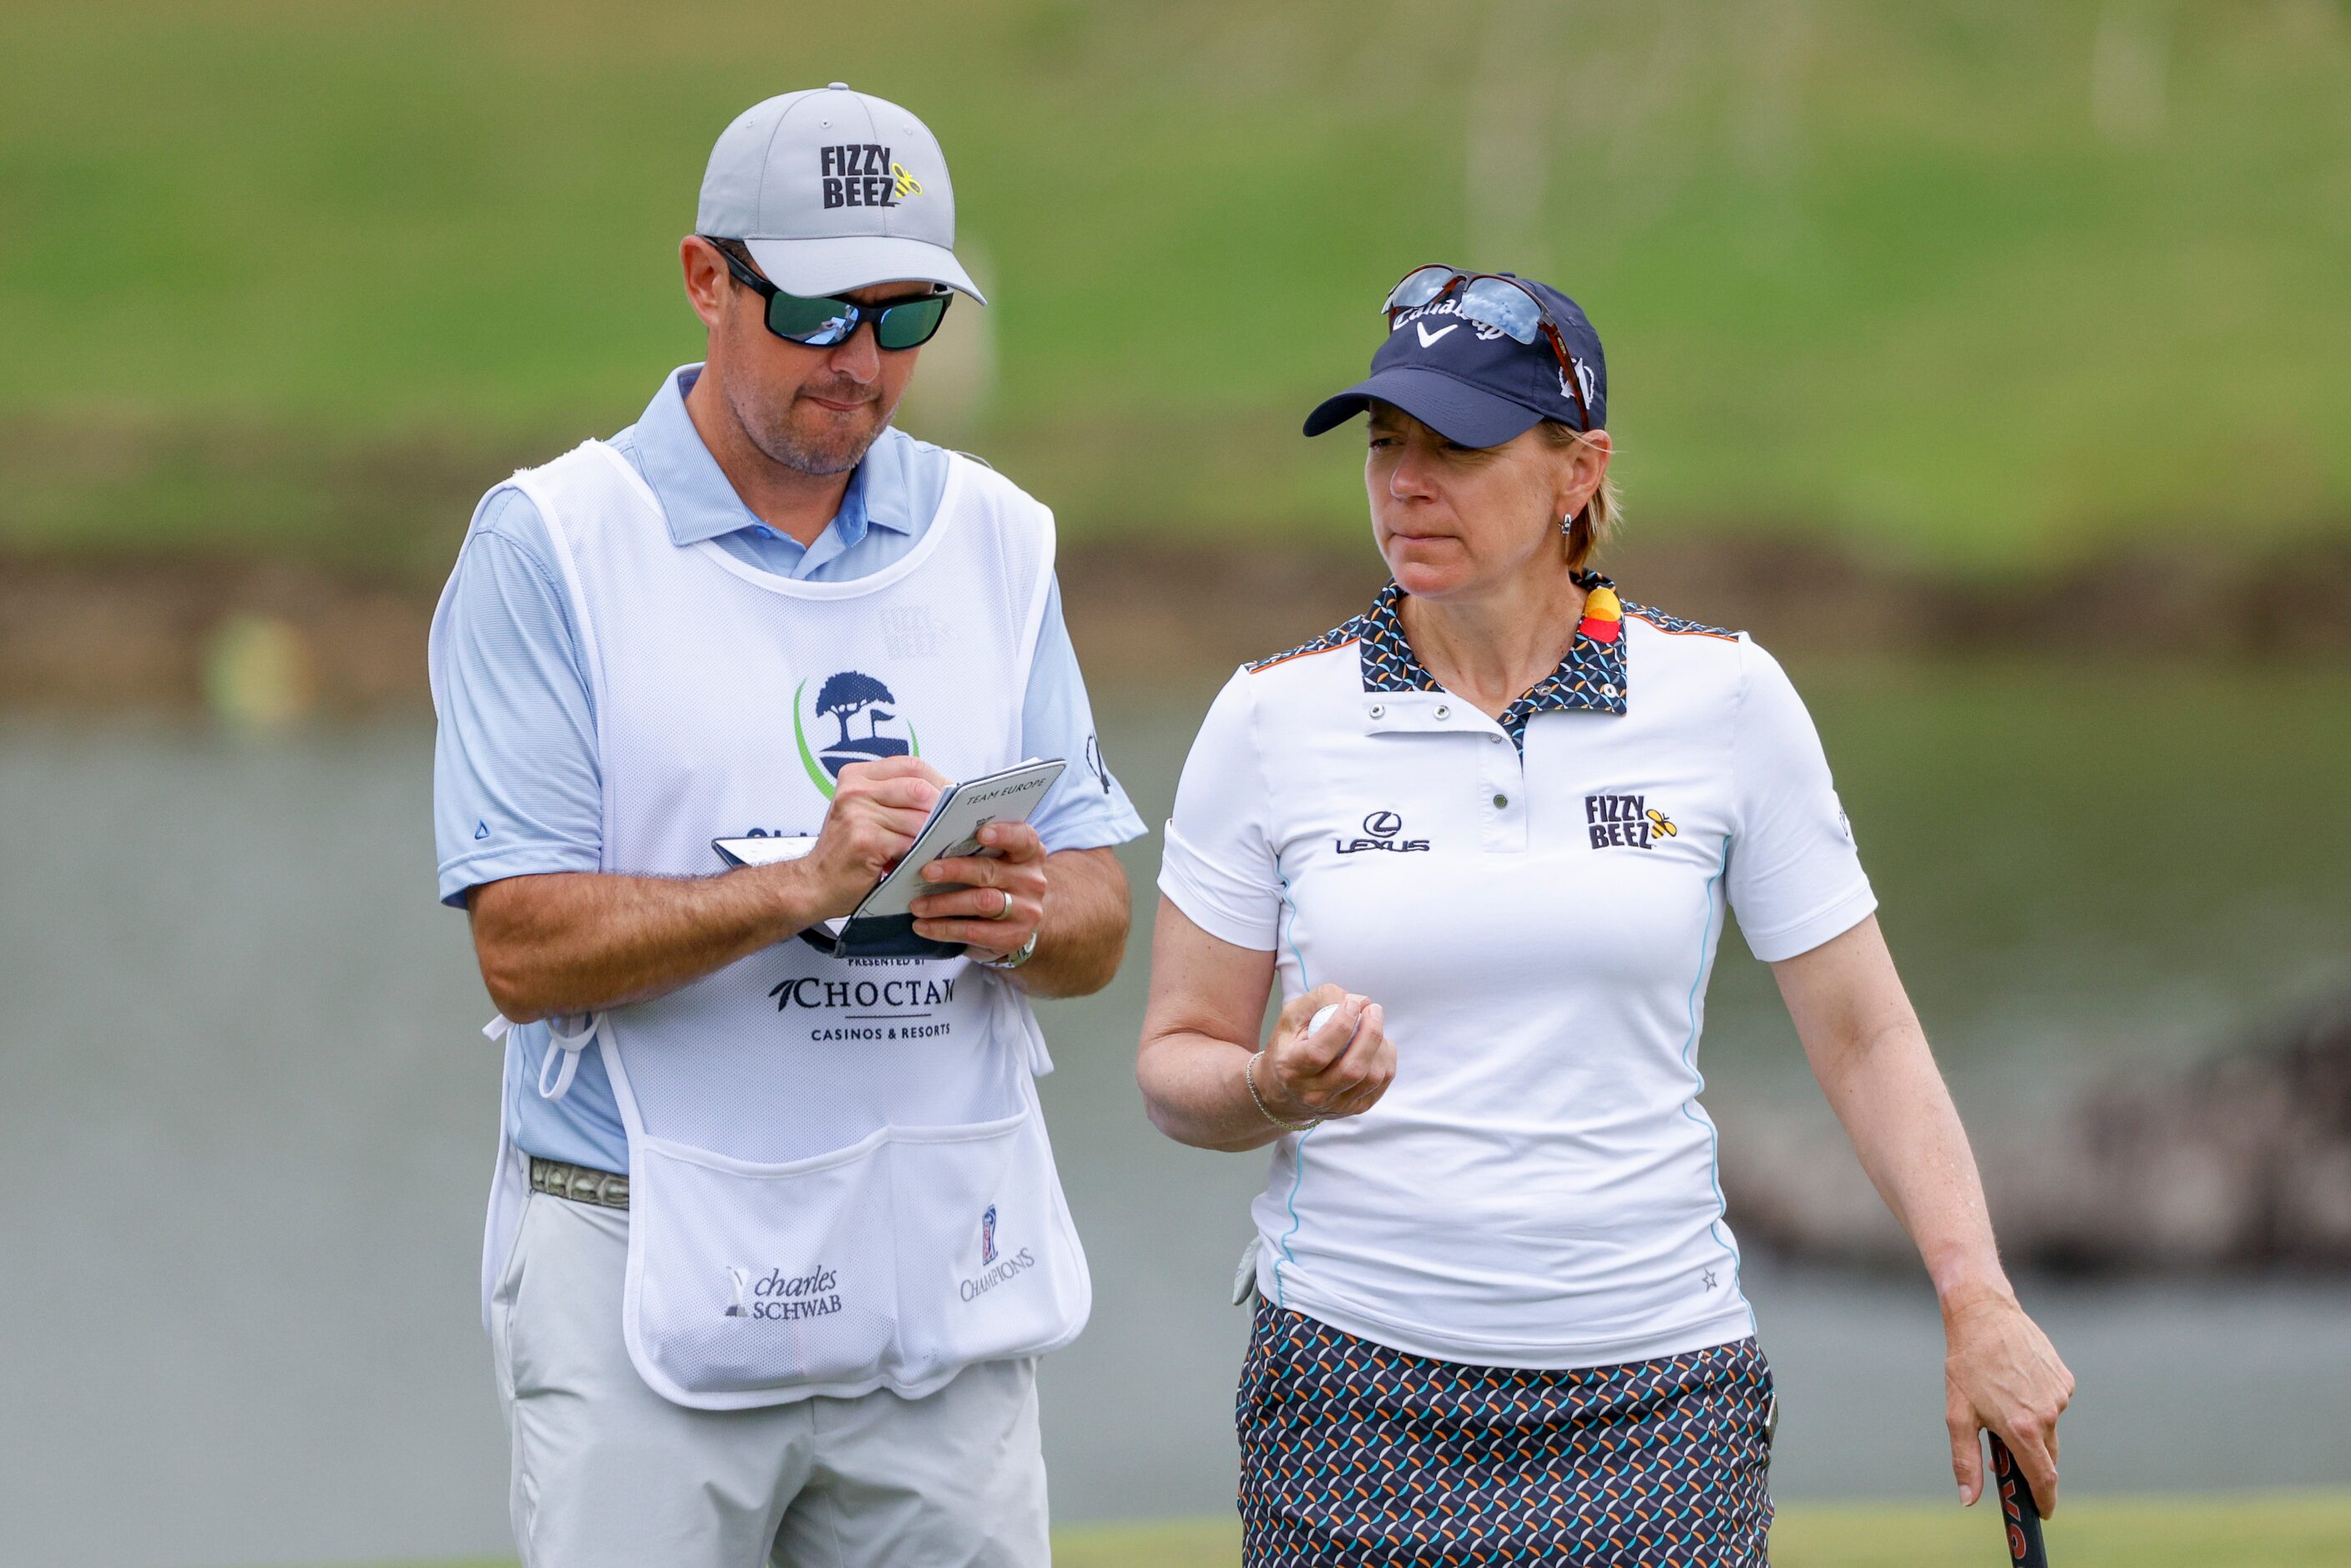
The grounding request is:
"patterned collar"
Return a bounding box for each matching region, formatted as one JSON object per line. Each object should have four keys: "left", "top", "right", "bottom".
{"left": 1351, "top": 570, "right": 1628, "bottom": 752}
{"left": 1251, "top": 572, "right": 1741, "bottom": 751}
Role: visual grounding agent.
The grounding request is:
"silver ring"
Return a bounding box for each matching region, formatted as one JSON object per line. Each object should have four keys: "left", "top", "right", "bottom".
{"left": 989, "top": 888, "right": 1014, "bottom": 920}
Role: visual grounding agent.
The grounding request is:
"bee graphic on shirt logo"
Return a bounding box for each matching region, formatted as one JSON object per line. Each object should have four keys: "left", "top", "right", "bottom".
{"left": 1585, "top": 793, "right": 1674, "bottom": 850}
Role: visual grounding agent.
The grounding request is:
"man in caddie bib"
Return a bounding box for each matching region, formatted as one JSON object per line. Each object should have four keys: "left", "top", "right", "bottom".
{"left": 427, "top": 84, "right": 1144, "bottom": 1567}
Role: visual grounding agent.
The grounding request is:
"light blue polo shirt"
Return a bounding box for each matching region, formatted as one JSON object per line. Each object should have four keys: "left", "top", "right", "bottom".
{"left": 432, "top": 365, "right": 1145, "bottom": 1171}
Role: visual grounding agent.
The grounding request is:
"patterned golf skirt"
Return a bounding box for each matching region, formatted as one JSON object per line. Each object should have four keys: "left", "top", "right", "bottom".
{"left": 1237, "top": 1302, "right": 1775, "bottom": 1566}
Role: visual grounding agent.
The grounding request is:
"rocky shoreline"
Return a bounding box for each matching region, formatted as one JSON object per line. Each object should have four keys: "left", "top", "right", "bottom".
{"left": 1722, "top": 994, "right": 2351, "bottom": 1276}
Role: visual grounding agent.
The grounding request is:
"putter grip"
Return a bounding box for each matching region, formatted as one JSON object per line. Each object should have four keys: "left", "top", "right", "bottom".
{"left": 1988, "top": 1433, "right": 2049, "bottom": 1568}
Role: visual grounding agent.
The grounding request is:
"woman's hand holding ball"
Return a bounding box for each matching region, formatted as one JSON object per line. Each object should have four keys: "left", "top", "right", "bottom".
{"left": 1256, "top": 985, "right": 1395, "bottom": 1125}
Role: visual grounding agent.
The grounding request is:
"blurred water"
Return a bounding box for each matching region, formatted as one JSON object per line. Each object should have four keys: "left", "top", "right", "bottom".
{"left": 2, "top": 667, "right": 2347, "bottom": 1567}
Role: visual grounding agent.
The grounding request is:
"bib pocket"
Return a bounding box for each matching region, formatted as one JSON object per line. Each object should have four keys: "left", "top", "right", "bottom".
{"left": 623, "top": 1130, "right": 898, "bottom": 1401}
{"left": 619, "top": 1101, "right": 1091, "bottom": 1408}
{"left": 888, "top": 1105, "right": 1091, "bottom": 1388}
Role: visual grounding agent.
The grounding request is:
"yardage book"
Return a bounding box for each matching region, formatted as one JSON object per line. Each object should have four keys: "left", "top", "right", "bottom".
{"left": 712, "top": 756, "right": 1064, "bottom": 959}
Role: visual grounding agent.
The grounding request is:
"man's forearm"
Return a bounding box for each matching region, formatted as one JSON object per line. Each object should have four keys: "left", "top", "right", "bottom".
{"left": 468, "top": 863, "right": 817, "bottom": 1023}
{"left": 1008, "top": 847, "right": 1131, "bottom": 999}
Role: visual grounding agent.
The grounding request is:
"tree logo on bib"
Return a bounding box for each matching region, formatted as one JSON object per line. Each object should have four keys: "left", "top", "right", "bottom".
{"left": 793, "top": 671, "right": 921, "bottom": 799}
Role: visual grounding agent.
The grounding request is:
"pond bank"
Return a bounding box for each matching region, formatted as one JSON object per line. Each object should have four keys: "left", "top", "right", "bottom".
{"left": 1727, "top": 994, "right": 2351, "bottom": 1276}
{"left": 4, "top": 531, "right": 2349, "bottom": 717}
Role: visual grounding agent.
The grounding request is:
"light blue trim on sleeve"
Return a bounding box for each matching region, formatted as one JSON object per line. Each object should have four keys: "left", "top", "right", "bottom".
{"left": 1269, "top": 862, "right": 1320, "bottom": 1310}
{"left": 1679, "top": 842, "right": 1752, "bottom": 1325}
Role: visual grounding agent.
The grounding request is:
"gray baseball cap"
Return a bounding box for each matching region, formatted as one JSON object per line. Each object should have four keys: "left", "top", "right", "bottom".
{"left": 695, "top": 83, "right": 984, "bottom": 304}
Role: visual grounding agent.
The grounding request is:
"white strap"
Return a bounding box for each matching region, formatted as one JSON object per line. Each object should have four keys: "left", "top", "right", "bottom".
{"left": 1231, "top": 1237, "right": 1262, "bottom": 1307}
{"left": 483, "top": 1014, "right": 513, "bottom": 1041}
{"left": 533, "top": 1014, "right": 599, "bottom": 1101}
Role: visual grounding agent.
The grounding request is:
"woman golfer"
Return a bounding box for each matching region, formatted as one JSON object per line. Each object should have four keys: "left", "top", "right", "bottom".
{"left": 1136, "top": 267, "right": 2073, "bottom": 1564}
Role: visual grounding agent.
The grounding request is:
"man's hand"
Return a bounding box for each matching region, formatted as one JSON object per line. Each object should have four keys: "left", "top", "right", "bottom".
{"left": 1256, "top": 984, "right": 1394, "bottom": 1123}
{"left": 910, "top": 820, "right": 1049, "bottom": 960}
{"left": 1944, "top": 1286, "right": 2075, "bottom": 1515}
{"left": 796, "top": 756, "right": 949, "bottom": 920}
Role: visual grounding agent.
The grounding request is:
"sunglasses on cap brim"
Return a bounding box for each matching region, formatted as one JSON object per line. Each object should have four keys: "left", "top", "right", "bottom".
{"left": 708, "top": 240, "right": 952, "bottom": 352}
{"left": 1383, "top": 264, "right": 1595, "bottom": 431}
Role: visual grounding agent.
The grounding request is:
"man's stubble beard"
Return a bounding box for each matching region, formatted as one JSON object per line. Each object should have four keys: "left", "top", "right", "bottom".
{"left": 729, "top": 372, "right": 897, "bottom": 478}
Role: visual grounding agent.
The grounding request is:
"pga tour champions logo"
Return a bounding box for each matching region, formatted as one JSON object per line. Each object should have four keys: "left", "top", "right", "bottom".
{"left": 961, "top": 1203, "right": 1036, "bottom": 1303}
{"left": 793, "top": 670, "right": 919, "bottom": 800}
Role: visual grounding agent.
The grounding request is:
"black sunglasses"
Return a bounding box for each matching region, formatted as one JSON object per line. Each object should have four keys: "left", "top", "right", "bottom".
{"left": 706, "top": 240, "right": 952, "bottom": 351}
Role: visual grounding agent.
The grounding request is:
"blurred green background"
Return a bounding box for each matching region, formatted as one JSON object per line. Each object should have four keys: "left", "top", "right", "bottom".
{"left": 4, "top": 0, "right": 2348, "bottom": 575}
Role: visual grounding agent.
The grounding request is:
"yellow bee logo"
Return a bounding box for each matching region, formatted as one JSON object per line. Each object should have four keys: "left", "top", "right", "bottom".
{"left": 1646, "top": 808, "right": 1678, "bottom": 838}
{"left": 891, "top": 162, "right": 923, "bottom": 199}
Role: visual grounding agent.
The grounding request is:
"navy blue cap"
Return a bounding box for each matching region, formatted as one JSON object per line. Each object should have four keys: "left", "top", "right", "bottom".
{"left": 1303, "top": 275, "right": 1606, "bottom": 446}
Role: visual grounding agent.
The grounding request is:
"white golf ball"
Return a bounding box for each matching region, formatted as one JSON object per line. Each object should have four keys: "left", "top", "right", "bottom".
{"left": 1308, "top": 1002, "right": 1349, "bottom": 1038}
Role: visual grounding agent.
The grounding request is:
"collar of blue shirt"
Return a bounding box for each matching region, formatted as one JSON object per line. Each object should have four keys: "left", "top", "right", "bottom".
{"left": 629, "top": 362, "right": 921, "bottom": 559}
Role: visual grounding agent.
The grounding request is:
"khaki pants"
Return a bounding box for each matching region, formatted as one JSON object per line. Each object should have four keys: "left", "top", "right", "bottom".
{"left": 489, "top": 1190, "right": 1051, "bottom": 1568}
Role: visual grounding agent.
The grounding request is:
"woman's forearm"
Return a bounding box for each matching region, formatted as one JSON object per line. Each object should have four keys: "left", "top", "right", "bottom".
{"left": 1138, "top": 1029, "right": 1288, "bottom": 1153}
{"left": 1811, "top": 1017, "right": 2011, "bottom": 1303}
{"left": 1776, "top": 918, "right": 2073, "bottom": 1510}
{"left": 1772, "top": 917, "right": 2012, "bottom": 1304}
{"left": 1137, "top": 899, "right": 1398, "bottom": 1154}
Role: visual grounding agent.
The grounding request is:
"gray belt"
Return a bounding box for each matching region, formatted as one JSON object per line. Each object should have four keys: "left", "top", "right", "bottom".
{"left": 529, "top": 1156, "right": 629, "bottom": 1210}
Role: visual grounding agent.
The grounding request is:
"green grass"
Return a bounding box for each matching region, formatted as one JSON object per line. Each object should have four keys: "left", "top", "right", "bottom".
{"left": 249, "top": 1493, "right": 2351, "bottom": 1566}
{"left": 6, "top": 2, "right": 2351, "bottom": 569}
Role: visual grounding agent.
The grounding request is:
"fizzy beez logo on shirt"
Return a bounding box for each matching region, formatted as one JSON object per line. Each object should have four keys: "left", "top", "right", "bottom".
{"left": 1586, "top": 793, "right": 1677, "bottom": 850}
{"left": 818, "top": 144, "right": 922, "bottom": 208}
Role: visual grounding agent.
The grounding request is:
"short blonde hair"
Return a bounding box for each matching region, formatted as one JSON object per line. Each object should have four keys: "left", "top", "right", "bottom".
{"left": 1535, "top": 421, "right": 1620, "bottom": 572}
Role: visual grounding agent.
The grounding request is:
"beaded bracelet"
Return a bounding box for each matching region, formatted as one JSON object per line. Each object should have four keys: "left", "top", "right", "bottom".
{"left": 1246, "top": 1052, "right": 1322, "bottom": 1133}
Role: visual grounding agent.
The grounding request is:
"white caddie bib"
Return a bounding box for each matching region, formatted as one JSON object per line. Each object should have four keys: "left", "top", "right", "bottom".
{"left": 448, "top": 439, "right": 1090, "bottom": 1409}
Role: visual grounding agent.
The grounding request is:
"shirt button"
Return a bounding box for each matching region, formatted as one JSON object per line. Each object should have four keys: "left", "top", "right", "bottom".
{"left": 1434, "top": 704, "right": 1450, "bottom": 720}
{"left": 1487, "top": 733, "right": 1503, "bottom": 745}
{"left": 1493, "top": 793, "right": 1509, "bottom": 808}
{"left": 1368, "top": 704, "right": 1385, "bottom": 720}
{"left": 1603, "top": 683, "right": 1620, "bottom": 697}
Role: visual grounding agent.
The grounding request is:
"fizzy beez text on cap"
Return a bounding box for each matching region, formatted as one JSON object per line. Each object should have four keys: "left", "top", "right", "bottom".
{"left": 695, "top": 83, "right": 985, "bottom": 304}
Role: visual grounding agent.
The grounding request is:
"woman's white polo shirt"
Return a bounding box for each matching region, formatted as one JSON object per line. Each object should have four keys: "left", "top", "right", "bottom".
{"left": 1159, "top": 582, "right": 1875, "bottom": 1369}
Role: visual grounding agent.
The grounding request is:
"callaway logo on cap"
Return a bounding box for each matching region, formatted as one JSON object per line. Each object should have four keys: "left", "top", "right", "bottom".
{"left": 1302, "top": 274, "right": 1607, "bottom": 447}
{"left": 696, "top": 83, "right": 985, "bottom": 303}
